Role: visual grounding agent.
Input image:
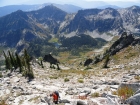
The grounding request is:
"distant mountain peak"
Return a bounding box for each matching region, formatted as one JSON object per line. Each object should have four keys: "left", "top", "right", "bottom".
{"left": 43, "top": 4, "right": 58, "bottom": 9}
{"left": 29, "top": 5, "right": 67, "bottom": 22}
{"left": 128, "top": 5, "right": 140, "bottom": 9}
{"left": 12, "top": 10, "right": 29, "bottom": 20}
{"left": 45, "top": 5, "right": 66, "bottom": 12}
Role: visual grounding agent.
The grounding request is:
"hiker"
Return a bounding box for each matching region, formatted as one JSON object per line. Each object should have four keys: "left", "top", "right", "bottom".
{"left": 50, "top": 91, "right": 60, "bottom": 104}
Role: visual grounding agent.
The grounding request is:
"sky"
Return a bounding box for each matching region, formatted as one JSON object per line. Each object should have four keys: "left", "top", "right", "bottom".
{"left": 0, "top": 0, "right": 140, "bottom": 7}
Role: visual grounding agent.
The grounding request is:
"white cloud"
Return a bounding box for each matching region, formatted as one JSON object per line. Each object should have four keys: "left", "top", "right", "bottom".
{"left": 85, "top": 0, "right": 139, "bottom": 1}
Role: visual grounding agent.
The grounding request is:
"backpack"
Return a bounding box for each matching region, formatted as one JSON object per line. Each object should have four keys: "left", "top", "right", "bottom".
{"left": 54, "top": 91, "right": 60, "bottom": 98}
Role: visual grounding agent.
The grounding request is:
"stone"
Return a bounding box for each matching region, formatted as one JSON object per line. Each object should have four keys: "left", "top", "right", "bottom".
{"left": 110, "top": 85, "right": 119, "bottom": 89}
{"left": 6, "top": 89, "right": 11, "bottom": 94}
{"left": 125, "top": 93, "right": 140, "bottom": 105}
{"left": 77, "top": 100, "right": 86, "bottom": 105}
{"left": 40, "top": 98, "right": 46, "bottom": 103}
{"left": 134, "top": 89, "right": 140, "bottom": 95}
{"left": 11, "top": 77, "right": 20, "bottom": 83}
{"left": 110, "top": 81, "right": 119, "bottom": 85}
{"left": 93, "top": 86, "right": 99, "bottom": 90}
{"left": 59, "top": 99, "right": 70, "bottom": 103}
{"left": 118, "top": 83, "right": 140, "bottom": 92}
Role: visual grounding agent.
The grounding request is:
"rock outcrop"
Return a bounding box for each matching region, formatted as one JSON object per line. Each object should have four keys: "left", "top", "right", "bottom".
{"left": 104, "top": 32, "right": 140, "bottom": 56}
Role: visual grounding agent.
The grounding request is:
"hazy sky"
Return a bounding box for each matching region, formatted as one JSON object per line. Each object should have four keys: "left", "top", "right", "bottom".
{"left": 0, "top": 0, "right": 139, "bottom": 7}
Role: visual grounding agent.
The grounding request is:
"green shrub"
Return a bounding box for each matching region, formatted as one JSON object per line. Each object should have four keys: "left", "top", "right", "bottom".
{"left": 103, "top": 54, "right": 110, "bottom": 68}
{"left": 64, "top": 78, "right": 69, "bottom": 82}
{"left": 0, "top": 72, "right": 3, "bottom": 78}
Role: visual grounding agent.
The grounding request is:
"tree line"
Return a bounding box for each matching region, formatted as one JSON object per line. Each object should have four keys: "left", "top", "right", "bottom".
{"left": 3, "top": 49, "right": 34, "bottom": 80}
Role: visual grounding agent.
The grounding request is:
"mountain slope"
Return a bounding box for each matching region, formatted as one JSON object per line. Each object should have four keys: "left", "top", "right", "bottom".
{"left": 118, "top": 6, "right": 140, "bottom": 33}
{"left": 27, "top": 5, "right": 67, "bottom": 34}
{"left": 0, "top": 10, "right": 49, "bottom": 47}
{"left": 60, "top": 34, "right": 107, "bottom": 49}
{"left": 60, "top": 8, "right": 123, "bottom": 34}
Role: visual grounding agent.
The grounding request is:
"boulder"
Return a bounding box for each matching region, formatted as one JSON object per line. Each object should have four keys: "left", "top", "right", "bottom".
{"left": 125, "top": 93, "right": 140, "bottom": 105}
{"left": 118, "top": 83, "right": 140, "bottom": 92}
{"left": 84, "top": 58, "right": 93, "bottom": 66}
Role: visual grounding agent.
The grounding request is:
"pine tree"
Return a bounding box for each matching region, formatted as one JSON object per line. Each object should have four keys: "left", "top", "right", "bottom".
{"left": 103, "top": 54, "right": 110, "bottom": 68}
{"left": 15, "top": 53, "right": 23, "bottom": 73}
{"left": 12, "top": 52, "right": 18, "bottom": 69}
{"left": 23, "top": 49, "right": 34, "bottom": 80}
{"left": 8, "top": 51, "right": 16, "bottom": 71}
{"left": 3, "top": 50, "right": 34, "bottom": 80}
{"left": 3, "top": 51, "right": 12, "bottom": 70}
{"left": 24, "top": 49, "right": 31, "bottom": 71}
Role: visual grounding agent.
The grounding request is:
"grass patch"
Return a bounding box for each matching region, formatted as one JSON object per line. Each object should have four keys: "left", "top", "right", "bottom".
{"left": 0, "top": 100, "right": 8, "bottom": 105}
{"left": 49, "top": 76, "right": 58, "bottom": 79}
{"left": 112, "top": 91, "right": 117, "bottom": 95}
{"left": 58, "top": 70, "right": 95, "bottom": 78}
{"left": 125, "top": 52, "right": 137, "bottom": 59}
{"left": 48, "top": 37, "right": 59, "bottom": 43}
{"left": 117, "top": 86, "right": 134, "bottom": 100}
{"left": 77, "top": 79, "right": 84, "bottom": 83}
{"left": 134, "top": 75, "right": 140, "bottom": 81}
{"left": 91, "top": 92, "right": 100, "bottom": 97}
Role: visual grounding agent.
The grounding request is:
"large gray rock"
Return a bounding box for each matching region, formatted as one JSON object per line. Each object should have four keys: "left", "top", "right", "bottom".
{"left": 125, "top": 93, "right": 140, "bottom": 105}
{"left": 118, "top": 83, "right": 140, "bottom": 92}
